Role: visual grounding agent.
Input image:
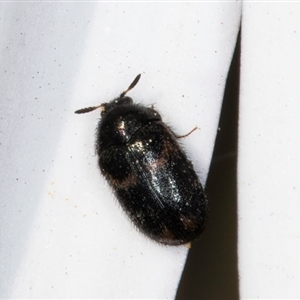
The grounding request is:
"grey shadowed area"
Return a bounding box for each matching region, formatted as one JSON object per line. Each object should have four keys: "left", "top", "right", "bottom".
{"left": 176, "top": 30, "right": 240, "bottom": 300}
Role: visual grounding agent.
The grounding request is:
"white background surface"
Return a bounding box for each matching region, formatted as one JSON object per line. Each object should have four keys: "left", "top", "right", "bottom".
{"left": 0, "top": 2, "right": 241, "bottom": 299}
{"left": 239, "top": 3, "right": 300, "bottom": 299}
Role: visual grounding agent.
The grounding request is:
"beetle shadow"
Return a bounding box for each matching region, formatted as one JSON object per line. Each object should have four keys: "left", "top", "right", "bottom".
{"left": 176, "top": 30, "right": 241, "bottom": 300}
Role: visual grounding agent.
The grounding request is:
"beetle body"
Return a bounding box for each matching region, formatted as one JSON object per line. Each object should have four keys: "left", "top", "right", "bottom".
{"left": 75, "top": 75, "right": 207, "bottom": 245}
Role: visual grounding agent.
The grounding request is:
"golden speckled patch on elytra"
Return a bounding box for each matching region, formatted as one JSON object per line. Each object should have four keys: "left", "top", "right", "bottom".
{"left": 146, "top": 157, "right": 166, "bottom": 172}
{"left": 75, "top": 74, "right": 207, "bottom": 246}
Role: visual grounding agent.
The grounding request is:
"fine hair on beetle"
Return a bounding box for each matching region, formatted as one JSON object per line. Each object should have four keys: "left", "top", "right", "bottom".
{"left": 75, "top": 74, "right": 207, "bottom": 246}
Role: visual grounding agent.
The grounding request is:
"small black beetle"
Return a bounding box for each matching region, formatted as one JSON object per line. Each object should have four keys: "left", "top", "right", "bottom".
{"left": 75, "top": 74, "right": 207, "bottom": 245}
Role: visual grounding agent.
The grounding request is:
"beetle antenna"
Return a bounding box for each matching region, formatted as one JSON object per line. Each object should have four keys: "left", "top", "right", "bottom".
{"left": 74, "top": 105, "right": 102, "bottom": 114}
{"left": 75, "top": 74, "right": 141, "bottom": 114}
{"left": 120, "top": 74, "right": 141, "bottom": 98}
